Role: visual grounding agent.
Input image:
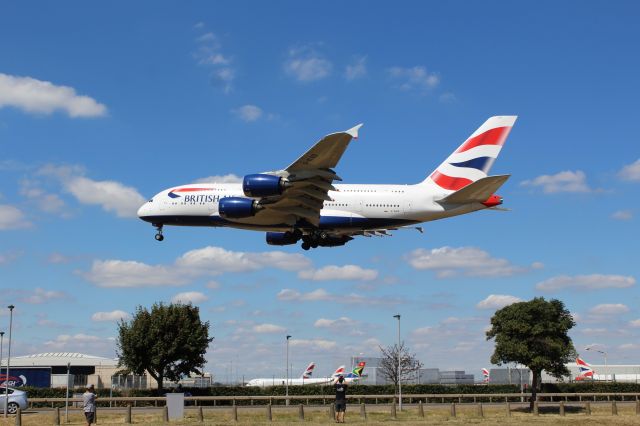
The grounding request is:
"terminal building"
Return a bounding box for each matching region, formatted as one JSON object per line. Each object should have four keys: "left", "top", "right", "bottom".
{"left": 354, "top": 357, "right": 475, "bottom": 385}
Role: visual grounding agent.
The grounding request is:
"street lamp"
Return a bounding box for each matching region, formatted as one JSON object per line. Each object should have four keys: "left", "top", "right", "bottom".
{"left": 285, "top": 335, "right": 291, "bottom": 406}
{"left": 0, "top": 331, "right": 4, "bottom": 387}
{"left": 585, "top": 346, "right": 608, "bottom": 380}
{"left": 393, "top": 314, "right": 402, "bottom": 411}
{"left": 4, "top": 305, "right": 14, "bottom": 418}
{"left": 65, "top": 362, "right": 71, "bottom": 423}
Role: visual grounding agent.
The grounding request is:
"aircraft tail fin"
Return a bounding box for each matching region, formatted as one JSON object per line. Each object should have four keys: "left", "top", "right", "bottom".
{"left": 301, "top": 362, "right": 316, "bottom": 379}
{"left": 332, "top": 365, "right": 346, "bottom": 378}
{"left": 419, "top": 116, "right": 517, "bottom": 192}
{"left": 352, "top": 361, "right": 366, "bottom": 377}
{"left": 439, "top": 175, "right": 510, "bottom": 205}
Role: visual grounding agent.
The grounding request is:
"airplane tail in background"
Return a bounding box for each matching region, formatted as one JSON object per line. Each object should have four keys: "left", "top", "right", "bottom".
{"left": 352, "top": 361, "right": 366, "bottom": 377}
{"left": 332, "top": 366, "right": 346, "bottom": 378}
{"left": 482, "top": 368, "right": 490, "bottom": 383}
{"left": 301, "top": 362, "right": 316, "bottom": 379}
{"left": 420, "top": 116, "right": 517, "bottom": 193}
{"left": 576, "top": 357, "right": 594, "bottom": 381}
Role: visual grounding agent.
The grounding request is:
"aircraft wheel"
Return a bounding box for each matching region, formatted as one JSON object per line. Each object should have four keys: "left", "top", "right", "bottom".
{"left": 311, "top": 242, "right": 319, "bottom": 249}
{"left": 319, "top": 231, "right": 328, "bottom": 240}
{"left": 155, "top": 233, "right": 164, "bottom": 241}
{"left": 301, "top": 242, "right": 310, "bottom": 250}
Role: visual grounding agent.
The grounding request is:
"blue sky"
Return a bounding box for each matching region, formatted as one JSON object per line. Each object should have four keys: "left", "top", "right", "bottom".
{"left": 1, "top": 1, "right": 639, "bottom": 382}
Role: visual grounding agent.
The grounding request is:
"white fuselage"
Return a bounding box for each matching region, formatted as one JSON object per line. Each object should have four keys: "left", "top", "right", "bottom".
{"left": 137, "top": 182, "right": 485, "bottom": 232}
{"left": 246, "top": 377, "right": 335, "bottom": 387}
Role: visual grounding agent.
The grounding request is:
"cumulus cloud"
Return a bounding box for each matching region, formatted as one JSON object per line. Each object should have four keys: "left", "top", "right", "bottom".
{"left": 588, "top": 304, "right": 630, "bottom": 315}
{"left": 20, "top": 179, "right": 68, "bottom": 216}
{"left": 20, "top": 288, "right": 68, "bottom": 304}
{"left": 171, "top": 291, "right": 209, "bottom": 304}
{"left": 0, "top": 73, "right": 107, "bottom": 118}
{"left": 535, "top": 274, "right": 635, "bottom": 292}
{"left": 298, "top": 265, "right": 378, "bottom": 281}
{"left": 38, "top": 165, "right": 145, "bottom": 218}
{"left": 0, "top": 204, "right": 31, "bottom": 230}
{"left": 476, "top": 294, "right": 522, "bottom": 310}
{"left": 193, "top": 174, "right": 242, "bottom": 184}
{"left": 387, "top": 66, "right": 440, "bottom": 93}
{"left": 231, "top": 105, "right": 263, "bottom": 122}
{"left": 82, "top": 246, "right": 311, "bottom": 288}
{"left": 44, "top": 334, "right": 115, "bottom": 352}
{"left": 628, "top": 319, "right": 640, "bottom": 328}
{"left": 289, "top": 339, "right": 337, "bottom": 351}
{"left": 345, "top": 56, "right": 367, "bottom": 80}
{"left": 0, "top": 251, "right": 21, "bottom": 265}
{"left": 277, "top": 288, "right": 402, "bottom": 305}
{"left": 91, "top": 310, "right": 131, "bottom": 322}
{"left": 193, "top": 29, "right": 235, "bottom": 93}
{"left": 253, "top": 323, "right": 286, "bottom": 334}
{"left": 406, "top": 246, "right": 536, "bottom": 278}
{"left": 284, "top": 45, "right": 332, "bottom": 82}
{"left": 618, "top": 159, "right": 640, "bottom": 182}
{"left": 611, "top": 210, "right": 633, "bottom": 220}
{"left": 314, "top": 317, "right": 358, "bottom": 329}
{"left": 520, "top": 170, "right": 592, "bottom": 193}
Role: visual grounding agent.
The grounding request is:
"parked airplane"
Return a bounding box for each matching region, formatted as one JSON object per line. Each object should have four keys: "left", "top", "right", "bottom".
{"left": 246, "top": 364, "right": 347, "bottom": 387}
{"left": 138, "top": 116, "right": 517, "bottom": 249}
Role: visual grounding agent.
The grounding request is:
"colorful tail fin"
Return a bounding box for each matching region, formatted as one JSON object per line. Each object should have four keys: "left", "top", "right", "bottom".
{"left": 576, "top": 357, "right": 594, "bottom": 380}
{"left": 352, "top": 361, "right": 366, "bottom": 377}
{"left": 301, "top": 362, "right": 315, "bottom": 379}
{"left": 482, "top": 368, "right": 490, "bottom": 383}
{"left": 420, "top": 116, "right": 517, "bottom": 192}
{"left": 332, "top": 366, "right": 346, "bottom": 378}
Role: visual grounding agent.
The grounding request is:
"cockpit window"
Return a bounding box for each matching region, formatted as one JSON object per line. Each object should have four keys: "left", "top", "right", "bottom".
{"left": 148, "top": 199, "right": 153, "bottom": 203}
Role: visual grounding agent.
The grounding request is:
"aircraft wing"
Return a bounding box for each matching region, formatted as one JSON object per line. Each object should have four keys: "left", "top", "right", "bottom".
{"left": 260, "top": 124, "right": 363, "bottom": 227}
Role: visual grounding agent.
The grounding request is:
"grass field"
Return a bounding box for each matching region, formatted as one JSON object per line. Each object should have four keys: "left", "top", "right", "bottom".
{"left": 1, "top": 404, "right": 639, "bottom": 425}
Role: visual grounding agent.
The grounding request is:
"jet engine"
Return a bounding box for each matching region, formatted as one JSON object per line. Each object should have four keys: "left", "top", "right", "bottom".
{"left": 218, "top": 197, "right": 261, "bottom": 219}
{"left": 243, "top": 174, "right": 289, "bottom": 197}
{"left": 266, "top": 231, "right": 302, "bottom": 246}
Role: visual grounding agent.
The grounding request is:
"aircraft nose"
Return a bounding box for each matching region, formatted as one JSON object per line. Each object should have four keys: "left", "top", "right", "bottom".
{"left": 137, "top": 202, "right": 151, "bottom": 221}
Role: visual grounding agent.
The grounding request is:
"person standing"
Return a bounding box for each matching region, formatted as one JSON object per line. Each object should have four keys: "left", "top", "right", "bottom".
{"left": 334, "top": 375, "right": 347, "bottom": 423}
{"left": 83, "top": 384, "right": 97, "bottom": 426}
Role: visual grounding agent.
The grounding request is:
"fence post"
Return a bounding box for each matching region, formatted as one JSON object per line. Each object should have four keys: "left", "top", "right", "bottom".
{"left": 418, "top": 400, "right": 424, "bottom": 418}
{"left": 162, "top": 406, "right": 169, "bottom": 423}
{"left": 360, "top": 403, "right": 367, "bottom": 419}
{"left": 232, "top": 405, "right": 238, "bottom": 422}
{"left": 266, "top": 404, "right": 272, "bottom": 422}
{"left": 298, "top": 404, "right": 304, "bottom": 421}
{"left": 198, "top": 406, "right": 204, "bottom": 423}
{"left": 559, "top": 401, "right": 565, "bottom": 416}
{"left": 54, "top": 407, "right": 60, "bottom": 425}
{"left": 15, "top": 407, "right": 21, "bottom": 426}
{"left": 391, "top": 398, "right": 397, "bottom": 419}
{"left": 636, "top": 400, "right": 640, "bottom": 415}
{"left": 506, "top": 402, "right": 511, "bottom": 417}
{"left": 450, "top": 402, "right": 456, "bottom": 418}
{"left": 477, "top": 403, "right": 484, "bottom": 418}
{"left": 612, "top": 401, "right": 618, "bottom": 415}
{"left": 533, "top": 401, "right": 539, "bottom": 416}
{"left": 329, "top": 403, "right": 335, "bottom": 420}
{"left": 125, "top": 405, "right": 132, "bottom": 424}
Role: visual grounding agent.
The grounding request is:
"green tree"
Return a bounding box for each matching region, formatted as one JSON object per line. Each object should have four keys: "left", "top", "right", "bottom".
{"left": 486, "top": 297, "right": 576, "bottom": 410}
{"left": 117, "top": 303, "right": 213, "bottom": 391}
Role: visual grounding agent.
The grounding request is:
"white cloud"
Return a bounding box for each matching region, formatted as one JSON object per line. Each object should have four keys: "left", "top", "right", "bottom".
{"left": 39, "top": 165, "right": 145, "bottom": 218}
{"left": 611, "top": 210, "right": 633, "bottom": 220}
{"left": 253, "top": 323, "right": 286, "bottom": 334}
{"left": 44, "top": 333, "right": 115, "bottom": 352}
{"left": 521, "top": 170, "right": 592, "bottom": 193}
{"left": 476, "top": 294, "right": 522, "bottom": 310}
{"left": 193, "top": 174, "right": 242, "bottom": 184}
{"left": 439, "top": 92, "right": 457, "bottom": 103}
{"left": 0, "top": 251, "right": 21, "bottom": 265}
{"left": 345, "top": 56, "right": 367, "bottom": 80}
{"left": 387, "top": 66, "right": 439, "bottom": 93}
{"left": 0, "top": 204, "right": 31, "bottom": 229}
{"left": 289, "top": 339, "right": 337, "bottom": 351}
{"left": 629, "top": 319, "right": 640, "bottom": 328}
{"left": 193, "top": 29, "right": 235, "bottom": 93}
{"left": 536, "top": 274, "right": 635, "bottom": 292}
{"left": 0, "top": 73, "right": 107, "bottom": 118}
{"left": 284, "top": 45, "right": 332, "bottom": 82}
{"left": 20, "top": 288, "right": 68, "bottom": 304}
{"left": 232, "top": 105, "right": 263, "bottom": 122}
{"left": 406, "top": 246, "right": 534, "bottom": 278}
{"left": 171, "top": 291, "right": 209, "bottom": 304}
{"left": 20, "top": 179, "right": 68, "bottom": 216}
{"left": 277, "top": 288, "right": 401, "bottom": 305}
{"left": 298, "top": 265, "right": 378, "bottom": 281}
{"left": 588, "top": 304, "right": 630, "bottom": 315}
{"left": 314, "top": 317, "right": 358, "bottom": 329}
{"left": 206, "top": 280, "right": 221, "bottom": 289}
{"left": 91, "top": 310, "right": 131, "bottom": 322}
{"left": 83, "top": 246, "right": 311, "bottom": 288}
{"left": 618, "top": 159, "right": 640, "bottom": 182}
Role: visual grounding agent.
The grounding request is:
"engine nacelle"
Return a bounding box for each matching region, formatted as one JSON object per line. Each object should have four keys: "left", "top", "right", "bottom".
{"left": 266, "top": 231, "right": 302, "bottom": 246}
{"left": 218, "top": 197, "right": 260, "bottom": 219}
{"left": 318, "top": 235, "right": 354, "bottom": 247}
{"left": 243, "top": 174, "right": 287, "bottom": 197}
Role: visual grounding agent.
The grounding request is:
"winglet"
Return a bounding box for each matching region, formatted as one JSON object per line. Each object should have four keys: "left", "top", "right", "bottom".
{"left": 346, "top": 123, "right": 363, "bottom": 139}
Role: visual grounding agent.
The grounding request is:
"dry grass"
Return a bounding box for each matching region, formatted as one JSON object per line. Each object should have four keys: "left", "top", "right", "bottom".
{"left": 0, "top": 404, "right": 639, "bottom": 425}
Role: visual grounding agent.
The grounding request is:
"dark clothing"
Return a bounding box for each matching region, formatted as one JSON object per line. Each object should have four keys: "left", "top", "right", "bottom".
{"left": 335, "top": 401, "right": 346, "bottom": 412}
{"left": 334, "top": 382, "right": 347, "bottom": 401}
{"left": 84, "top": 412, "right": 95, "bottom": 423}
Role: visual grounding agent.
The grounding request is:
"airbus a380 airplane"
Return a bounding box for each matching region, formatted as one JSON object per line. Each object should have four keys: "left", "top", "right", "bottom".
{"left": 138, "top": 116, "right": 517, "bottom": 250}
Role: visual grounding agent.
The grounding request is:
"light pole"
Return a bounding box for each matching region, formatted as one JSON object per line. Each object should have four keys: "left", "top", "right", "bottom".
{"left": 65, "top": 362, "right": 70, "bottom": 423}
{"left": 285, "top": 335, "right": 291, "bottom": 406}
{"left": 5, "top": 305, "right": 14, "bottom": 418}
{"left": 0, "top": 331, "right": 4, "bottom": 388}
{"left": 393, "top": 314, "right": 401, "bottom": 411}
{"left": 585, "top": 346, "right": 608, "bottom": 380}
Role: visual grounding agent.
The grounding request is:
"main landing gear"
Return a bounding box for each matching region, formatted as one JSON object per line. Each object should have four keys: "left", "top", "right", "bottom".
{"left": 153, "top": 224, "right": 164, "bottom": 241}
{"left": 300, "top": 231, "right": 328, "bottom": 250}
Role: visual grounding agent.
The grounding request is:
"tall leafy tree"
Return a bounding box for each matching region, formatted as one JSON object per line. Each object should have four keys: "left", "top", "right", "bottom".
{"left": 117, "top": 303, "right": 213, "bottom": 391}
{"left": 378, "top": 342, "right": 424, "bottom": 388}
{"left": 486, "top": 297, "right": 576, "bottom": 409}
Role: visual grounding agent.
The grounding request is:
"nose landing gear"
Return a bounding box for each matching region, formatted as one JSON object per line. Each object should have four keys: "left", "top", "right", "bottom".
{"left": 153, "top": 224, "right": 164, "bottom": 241}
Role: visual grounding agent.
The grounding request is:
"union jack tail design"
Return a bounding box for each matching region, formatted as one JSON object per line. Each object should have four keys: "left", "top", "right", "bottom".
{"left": 575, "top": 357, "right": 594, "bottom": 381}
{"left": 421, "top": 116, "right": 517, "bottom": 191}
{"left": 482, "top": 368, "right": 490, "bottom": 383}
{"left": 301, "top": 362, "right": 315, "bottom": 379}
{"left": 332, "top": 365, "right": 346, "bottom": 378}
